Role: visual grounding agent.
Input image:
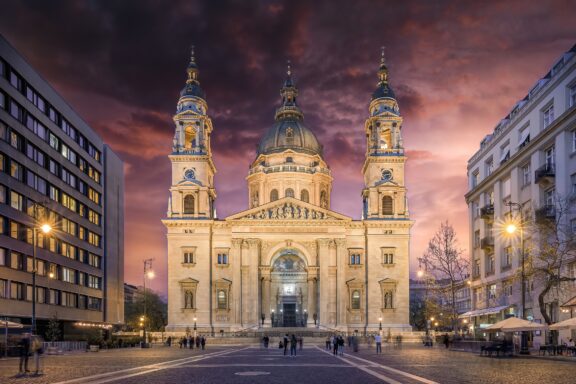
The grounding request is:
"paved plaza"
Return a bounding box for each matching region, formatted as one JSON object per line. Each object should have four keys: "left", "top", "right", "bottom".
{"left": 0, "top": 343, "right": 575, "bottom": 384}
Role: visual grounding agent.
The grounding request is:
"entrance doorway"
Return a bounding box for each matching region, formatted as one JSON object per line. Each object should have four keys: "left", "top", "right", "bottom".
{"left": 283, "top": 303, "right": 296, "bottom": 327}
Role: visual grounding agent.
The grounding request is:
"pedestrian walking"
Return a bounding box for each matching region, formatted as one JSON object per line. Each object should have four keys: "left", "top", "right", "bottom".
{"left": 338, "top": 335, "right": 345, "bottom": 356}
{"left": 290, "top": 334, "right": 297, "bottom": 356}
{"left": 283, "top": 334, "right": 289, "bottom": 356}
{"left": 167, "top": 336, "right": 172, "bottom": 347}
{"left": 30, "top": 334, "right": 44, "bottom": 376}
{"left": 332, "top": 335, "right": 339, "bottom": 355}
{"left": 375, "top": 334, "right": 382, "bottom": 354}
{"left": 196, "top": 336, "right": 200, "bottom": 348}
{"left": 188, "top": 335, "right": 193, "bottom": 349}
{"left": 17, "top": 333, "right": 31, "bottom": 376}
{"left": 298, "top": 336, "right": 303, "bottom": 350}
{"left": 443, "top": 333, "right": 449, "bottom": 349}
{"left": 201, "top": 336, "right": 206, "bottom": 350}
{"left": 325, "top": 336, "right": 331, "bottom": 350}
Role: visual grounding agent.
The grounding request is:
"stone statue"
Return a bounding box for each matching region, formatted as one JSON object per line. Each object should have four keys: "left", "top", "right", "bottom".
{"left": 184, "top": 290, "right": 193, "bottom": 309}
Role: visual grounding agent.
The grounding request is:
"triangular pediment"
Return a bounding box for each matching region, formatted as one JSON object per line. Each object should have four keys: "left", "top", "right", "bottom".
{"left": 225, "top": 197, "right": 351, "bottom": 222}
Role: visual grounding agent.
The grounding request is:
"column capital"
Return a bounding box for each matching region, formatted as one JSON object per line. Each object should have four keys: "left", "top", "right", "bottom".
{"left": 245, "top": 238, "right": 261, "bottom": 248}
{"left": 317, "top": 238, "right": 332, "bottom": 247}
{"left": 232, "top": 238, "right": 244, "bottom": 247}
{"left": 334, "top": 239, "right": 346, "bottom": 248}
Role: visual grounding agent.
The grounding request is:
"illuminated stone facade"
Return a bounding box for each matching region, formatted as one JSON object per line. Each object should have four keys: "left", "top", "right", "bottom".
{"left": 164, "top": 49, "right": 413, "bottom": 333}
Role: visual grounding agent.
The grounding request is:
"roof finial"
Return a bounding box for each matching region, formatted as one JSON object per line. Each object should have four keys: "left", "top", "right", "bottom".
{"left": 380, "top": 46, "right": 386, "bottom": 66}
{"left": 286, "top": 60, "right": 292, "bottom": 77}
{"left": 190, "top": 44, "right": 196, "bottom": 64}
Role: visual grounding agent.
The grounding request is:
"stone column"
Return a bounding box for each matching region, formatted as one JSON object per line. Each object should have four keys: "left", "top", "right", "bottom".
{"left": 335, "top": 239, "right": 347, "bottom": 328}
{"left": 231, "top": 239, "right": 244, "bottom": 328}
{"left": 245, "top": 239, "right": 260, "bottom": 327}
{"left": 317, "top": 238, "right": 332, "bottom": 328}
{"left": 260, "top": 268, "right": 271, "bottom": 326}
{"left": 306, "top": 274, "right": 317, "bottom": 326}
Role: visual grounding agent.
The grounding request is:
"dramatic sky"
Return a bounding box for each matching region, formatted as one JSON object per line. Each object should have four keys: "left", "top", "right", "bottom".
{"left": 1, "top": 0, "right": 575, "bottom": 295}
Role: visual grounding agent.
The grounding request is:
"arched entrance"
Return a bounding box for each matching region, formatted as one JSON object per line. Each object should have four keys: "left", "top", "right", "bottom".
{"left": 270, "top": 250, "right": 308, "bottom": 327}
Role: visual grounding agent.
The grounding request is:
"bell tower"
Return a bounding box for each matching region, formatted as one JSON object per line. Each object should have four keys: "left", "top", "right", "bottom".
{"left": 362, "top": 49, "right": 409, "bottom": 220}
{"left": 167, "top": 46, "right": 216, "bottom": 219}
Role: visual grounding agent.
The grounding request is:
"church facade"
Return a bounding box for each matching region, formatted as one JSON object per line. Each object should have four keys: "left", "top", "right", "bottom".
{"left": 163, "top": 49, "right": 413, "bottom": 334}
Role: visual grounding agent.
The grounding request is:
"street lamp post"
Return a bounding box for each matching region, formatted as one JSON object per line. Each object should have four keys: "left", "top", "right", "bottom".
{"left": 31, "top": 203, "right": 52, "bottom": 335}
{"left": 142, "top": 259, "right": 154, "bottom": 348}
{"left": 505, "top": 201, "right": 529, "bottom": 355}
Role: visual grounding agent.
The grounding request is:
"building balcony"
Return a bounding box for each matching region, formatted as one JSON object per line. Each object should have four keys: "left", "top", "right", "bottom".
{"left": 535, "top": 205, "right": 556, "bottom": 222}
{"left": 480, "top": 237, "right": 494, "bottom": 251}
{"left": 480, "top": 205, "right": 494, "bottom": 220}
{"left": 534, "top": 163, "right": 555, "bottom": 185}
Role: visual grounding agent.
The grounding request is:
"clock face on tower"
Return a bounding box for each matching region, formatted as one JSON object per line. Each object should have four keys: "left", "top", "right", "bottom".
{"left": 381, "top": 169, "right": 392, "bottom": 182}
{"left": 184, "top": 169, "right": 196, "bottom": 180}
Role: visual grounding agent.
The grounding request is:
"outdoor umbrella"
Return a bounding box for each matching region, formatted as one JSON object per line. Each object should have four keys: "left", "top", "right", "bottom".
{"left": 485, "top": 317, "right": 548, "bottom": 332}
{"left": 549, "top": 317, "right": 576, "bottom": 330}
{"left": 3, "top": 320, "right": 24, "bottom": 358}
{"left": 2, "top": 320, "right": 24, "bottom": 328}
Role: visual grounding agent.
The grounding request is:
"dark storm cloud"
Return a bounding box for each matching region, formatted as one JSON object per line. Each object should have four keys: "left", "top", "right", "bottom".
{"left": 2, "top": 0, "right": 575, "bottom": 289}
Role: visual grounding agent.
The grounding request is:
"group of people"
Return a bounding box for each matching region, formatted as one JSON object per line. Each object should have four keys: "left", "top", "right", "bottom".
{"left": 17, "top": 333, "right": 44, "bottom": 376}
{"left": 178, "top": 335, "right": 206, "bottom": 350}
{"left": 325, "top": 335, "right": 346, "bottom": 355}
{"left": 279, "top": 334, "right": 302, "bottom": 356}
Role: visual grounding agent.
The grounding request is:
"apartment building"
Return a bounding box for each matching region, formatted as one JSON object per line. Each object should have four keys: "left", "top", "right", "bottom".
{"left": 0, "top": 34, "right": 124, "bottom": 335}
{"left": 464, "top": 43, "right": 576, "bottom": 342}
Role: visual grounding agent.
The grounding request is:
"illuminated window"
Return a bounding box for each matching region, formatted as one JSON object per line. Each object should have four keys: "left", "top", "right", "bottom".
{"left": 217, "top": 290, "right": 227, "bottom": 309}
{"left": 351, "top": 290, "right": 361, "bottom": 310}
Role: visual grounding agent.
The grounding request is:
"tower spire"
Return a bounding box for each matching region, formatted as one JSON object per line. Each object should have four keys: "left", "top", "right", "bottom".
{"left": 378, "top": 46, "right": 388, "bottom": 84}
{"left": 186, "top": 44, "right": 200, "bottom": 84}
{"left": 276, "top": 60, "right": 302, "bottom": 120}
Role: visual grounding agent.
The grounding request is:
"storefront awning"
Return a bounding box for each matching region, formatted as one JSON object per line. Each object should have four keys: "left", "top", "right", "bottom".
{"left": 459, "top": 305, "right": 510, "bottom": 318}
{"left": 560, "top": 296, "right": 576, "bottom": 308}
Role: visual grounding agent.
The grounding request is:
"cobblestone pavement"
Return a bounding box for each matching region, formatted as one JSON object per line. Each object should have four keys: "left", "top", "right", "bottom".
{"left": 1, "top": 344, "right": 575, "bottom": 384}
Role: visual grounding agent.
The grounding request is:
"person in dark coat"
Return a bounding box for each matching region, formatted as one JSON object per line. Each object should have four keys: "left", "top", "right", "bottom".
{"left": 283, "top": 334, "right": 289, "bottom": 356}
{"left": 201, "top": 336, "right": 206, "bottom": 350}
{"left": 443, "top": 333, "right": 449, "bottom": 349}
{"left": 290, "top": 334, "right": 297, "bottom": 356}
{"left": 18, "top": 333, "right": 31, "bottom": 375}
{"left": 333, "top": 335, "right": 339, "bottom": 355}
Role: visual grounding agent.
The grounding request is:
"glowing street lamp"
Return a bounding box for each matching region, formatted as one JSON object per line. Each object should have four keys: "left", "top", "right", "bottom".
{"left": 504, "top": 201, "right": 529, "bottom": 355}
{"left": 142, "top": 259, "right": 154, "bottom": 347}
{"left": 32, "top": 203, "right": 52, "bottom": 335}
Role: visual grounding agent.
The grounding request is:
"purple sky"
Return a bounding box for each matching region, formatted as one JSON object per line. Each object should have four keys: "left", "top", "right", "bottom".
{"left": 1, "top": 0, "right": 575, "bottom": 294}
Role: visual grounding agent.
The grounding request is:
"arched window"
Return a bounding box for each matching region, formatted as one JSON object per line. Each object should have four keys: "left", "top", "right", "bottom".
{"left": 217, "top": 290, "right": 227, "bottom": 310}
{"left": 184, "top": 195, "right": 195, "bottom": 214}
{"left": 300, "top": 189, "right": 309, "bottom": 203}
{"left": 382, "top": 196, "right": 393, "bottom": 215}
{"left": 270, "top": 189, "right": 279, "bottom": 202}
{"left": 184, "top": 126, "right": 196, "bottom": 149}
{"left": 351, "top": 290, "right": 361, "bottom": 310}
{"left": 285, "top": 188, "right": 294, "bottom": 198}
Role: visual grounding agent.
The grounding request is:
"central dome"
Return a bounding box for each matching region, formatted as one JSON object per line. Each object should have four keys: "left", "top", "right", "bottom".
{"left": 257, "top": 118, "right": 322, "bottom": 156}
{"left": 257, "top": 63, "right": 323, "bottom": 157}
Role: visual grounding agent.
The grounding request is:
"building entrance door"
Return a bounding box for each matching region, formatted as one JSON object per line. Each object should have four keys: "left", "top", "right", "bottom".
{"left": 283, "top": 303, "right": 296, "bottom": 327}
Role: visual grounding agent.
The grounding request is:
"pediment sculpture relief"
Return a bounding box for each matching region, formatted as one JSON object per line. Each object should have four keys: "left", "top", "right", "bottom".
{"left": 239, "top": 202, "right": 336, "bottom": 220}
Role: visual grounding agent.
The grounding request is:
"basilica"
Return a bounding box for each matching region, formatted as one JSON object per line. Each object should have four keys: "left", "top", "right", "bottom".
{"left": 163, "top": 48, "right": 413, "bottom": 334}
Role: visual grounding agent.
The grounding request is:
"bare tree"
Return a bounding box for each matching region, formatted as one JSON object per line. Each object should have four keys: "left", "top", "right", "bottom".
{"left": 524, "top": 197, "right": 576, "bottom": 328}
{"left": 418, "top": 221, "right": 469, "bottom": 330}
